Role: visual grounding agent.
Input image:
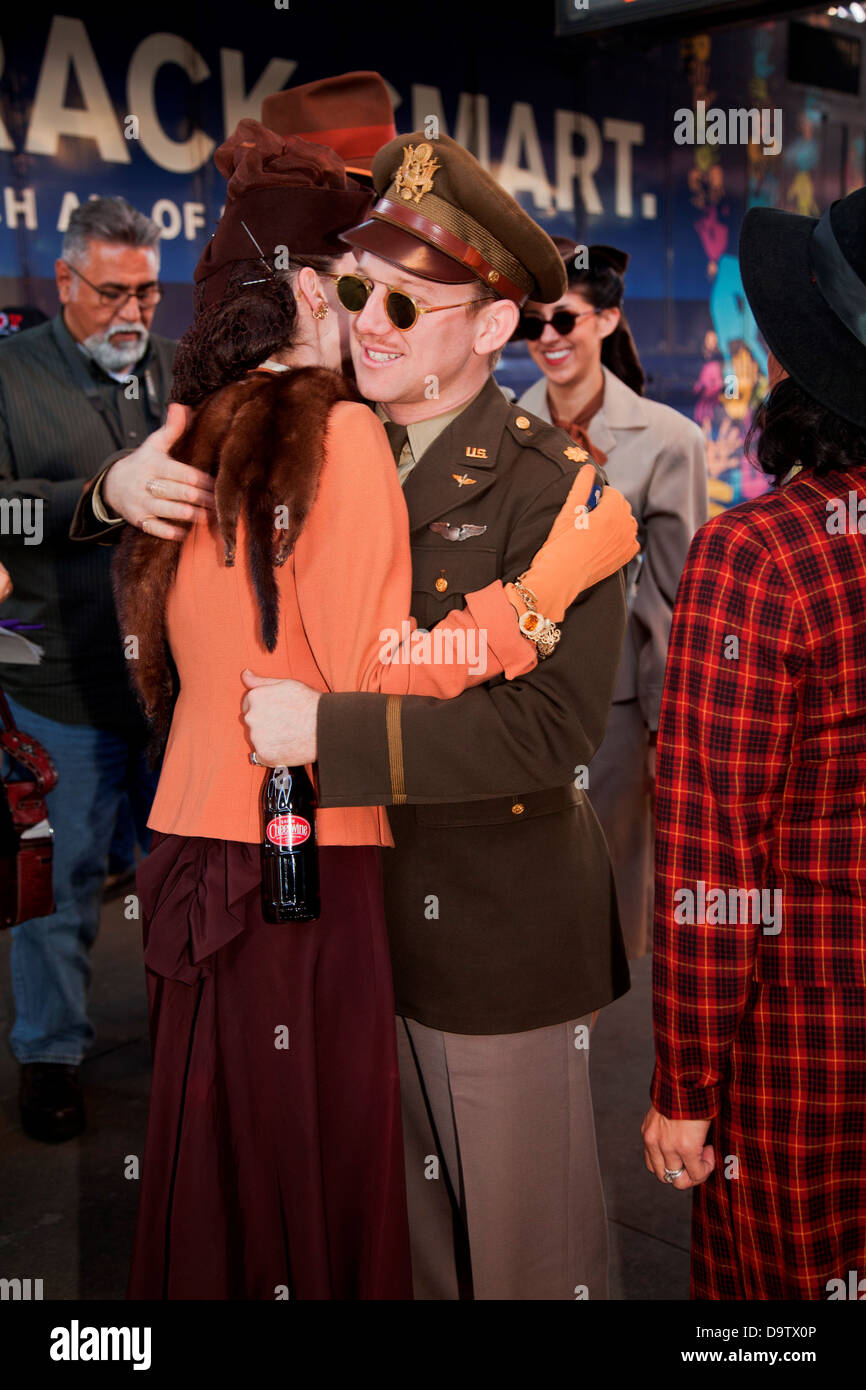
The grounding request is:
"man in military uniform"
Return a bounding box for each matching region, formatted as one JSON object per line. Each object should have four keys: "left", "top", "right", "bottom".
{"left": 242, "top": 132, "right": 630, "bottom": 1300}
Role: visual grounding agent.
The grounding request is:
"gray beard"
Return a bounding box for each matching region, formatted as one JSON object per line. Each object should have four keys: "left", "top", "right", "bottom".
{"left": 83, "top": 326, "right": 149, "bottom": 373}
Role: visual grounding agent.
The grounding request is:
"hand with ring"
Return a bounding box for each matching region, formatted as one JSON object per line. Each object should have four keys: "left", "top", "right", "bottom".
{"left": 641, "top": 1103, "right": 715, "bottom": 1190}
{"left": 101, "top": 402, "right": 216, "bottom": 540}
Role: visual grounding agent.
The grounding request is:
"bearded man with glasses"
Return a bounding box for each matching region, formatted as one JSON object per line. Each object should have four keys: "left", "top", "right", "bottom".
{"left": 0, "top": 196, "right": 175, "bottom": 1142}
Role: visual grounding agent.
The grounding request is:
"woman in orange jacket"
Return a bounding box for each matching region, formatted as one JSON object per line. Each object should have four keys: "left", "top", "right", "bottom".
{"left": 114, "top": 122, "right": 637, "bottom": 1301}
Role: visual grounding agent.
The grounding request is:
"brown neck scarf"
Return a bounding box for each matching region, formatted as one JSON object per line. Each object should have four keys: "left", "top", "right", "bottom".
{"left": 547, "top": 379, "right": 608, "bottom": 465}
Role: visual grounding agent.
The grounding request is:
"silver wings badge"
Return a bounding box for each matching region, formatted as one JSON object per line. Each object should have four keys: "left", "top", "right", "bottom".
{"left": 429, "top": 522, "right": 488, "bottom": 542}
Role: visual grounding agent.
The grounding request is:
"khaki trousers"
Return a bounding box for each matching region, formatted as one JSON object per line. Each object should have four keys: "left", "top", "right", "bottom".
{"left": 396, "top": 1013, "right": 609, "bottom": 1301}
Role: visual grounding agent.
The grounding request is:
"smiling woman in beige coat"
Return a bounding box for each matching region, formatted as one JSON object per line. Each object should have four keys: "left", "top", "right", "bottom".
{"left": 517, "top": 241, "right": 708, "bottom": 958}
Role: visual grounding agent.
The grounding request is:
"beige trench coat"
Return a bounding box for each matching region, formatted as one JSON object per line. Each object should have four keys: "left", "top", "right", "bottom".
{"left": 519, "top": 365, "right": 709, "bottom": 957}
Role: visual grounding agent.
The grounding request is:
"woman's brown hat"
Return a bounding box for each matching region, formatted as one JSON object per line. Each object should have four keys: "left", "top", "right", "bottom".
{"left": 194, "top": 119, "right": 373, "bottom": 309}
{"left": 339, "top": 130, "right": 566, "bottom": 305}
{"left": 261, "top": 72, "right": 396, "bottom": 178}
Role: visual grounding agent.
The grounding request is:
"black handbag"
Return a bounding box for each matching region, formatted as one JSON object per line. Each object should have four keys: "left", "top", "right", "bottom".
{"left": 0, "top": 685, "right": 57, "bottom": 926}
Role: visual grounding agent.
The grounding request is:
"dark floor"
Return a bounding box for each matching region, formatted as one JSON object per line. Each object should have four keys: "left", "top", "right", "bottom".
{"left": 0, "top": 901, "right": 689, "bottom": 1300}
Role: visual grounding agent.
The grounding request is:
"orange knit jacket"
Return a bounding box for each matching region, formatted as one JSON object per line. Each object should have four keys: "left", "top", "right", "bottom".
{"left": 147, "top": 396, "right": 536, "bottom": 846}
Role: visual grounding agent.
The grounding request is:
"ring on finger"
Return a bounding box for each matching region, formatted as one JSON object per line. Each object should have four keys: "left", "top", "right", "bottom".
{"left": 141, "top": 514, "right": 158, "bottom": 533}
{"left": 663, "top": 1165, "right": 686, "bottom": 1184}
{"left": 146, "top": 478, "right": 166, "bottom": 498}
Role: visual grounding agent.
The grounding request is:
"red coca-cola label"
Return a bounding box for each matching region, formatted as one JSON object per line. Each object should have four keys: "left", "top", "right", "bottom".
{"left": 266, "top": 813, "right": 312, "bottom": 847}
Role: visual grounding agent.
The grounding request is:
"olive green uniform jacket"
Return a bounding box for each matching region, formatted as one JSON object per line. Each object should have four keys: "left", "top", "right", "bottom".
{"left": 317, "top": 376, "right": 630, "bottom": 1034}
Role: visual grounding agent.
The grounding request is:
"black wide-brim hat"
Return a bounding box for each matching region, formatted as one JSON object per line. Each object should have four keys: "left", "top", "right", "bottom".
{"left": 739, "top": 185, "right": 866, "bottom": 430}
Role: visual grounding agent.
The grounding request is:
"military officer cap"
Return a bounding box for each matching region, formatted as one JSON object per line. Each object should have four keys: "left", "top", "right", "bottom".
{"left": 339, "top": 130, "right": 566, "bottom": 306}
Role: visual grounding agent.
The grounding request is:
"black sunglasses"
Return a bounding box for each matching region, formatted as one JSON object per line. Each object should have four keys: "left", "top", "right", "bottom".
{"left": 520, "top": 307, "right": 600, "bottom": 340}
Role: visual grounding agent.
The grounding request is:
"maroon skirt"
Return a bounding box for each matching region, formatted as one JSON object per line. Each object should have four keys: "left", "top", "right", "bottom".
{"left": 127, "top": 832, "right": 412, "bottom": 1300}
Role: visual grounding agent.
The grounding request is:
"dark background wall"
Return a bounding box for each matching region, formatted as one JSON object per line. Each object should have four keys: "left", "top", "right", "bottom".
{"left": 1, "top": 0, "right": 863, "bottom": 509}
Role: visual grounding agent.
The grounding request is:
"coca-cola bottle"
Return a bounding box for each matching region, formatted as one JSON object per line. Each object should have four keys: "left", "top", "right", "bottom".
{"left": 260, "top": 765, "right": 320, "bottom": 922}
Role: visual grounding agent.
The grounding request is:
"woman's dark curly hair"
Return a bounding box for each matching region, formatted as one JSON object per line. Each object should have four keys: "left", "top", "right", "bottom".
{"left": 170, "top": 253, "right": 336, "bottom": 406}
{"left": 746, "top": 376, "right": 866, "bottom": 483}
{"left": 566, "top": 252, "right": 646, "bottom": 397}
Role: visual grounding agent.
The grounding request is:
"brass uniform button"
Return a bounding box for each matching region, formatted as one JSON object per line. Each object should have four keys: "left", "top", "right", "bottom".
{"left": 515, "top": 416, "right": 531, "bottom": 430}
{"left": 511, "top": 802, "right": 525, "bottom": 815}
{"left": 435, "top": 576, "right": 448, "bottom": 593}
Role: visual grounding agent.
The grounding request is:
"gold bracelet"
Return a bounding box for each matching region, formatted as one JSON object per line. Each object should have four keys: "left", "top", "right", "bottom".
{"left": 514, "top": 573, "right": 561, "bottom": 659}
{"left": 513, "top": 575, "right": 539, "bottom": 612}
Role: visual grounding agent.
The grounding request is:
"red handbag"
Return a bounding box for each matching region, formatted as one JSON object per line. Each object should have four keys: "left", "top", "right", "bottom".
{"left": 0, "top": 686, "right": 57, "bottom": 927}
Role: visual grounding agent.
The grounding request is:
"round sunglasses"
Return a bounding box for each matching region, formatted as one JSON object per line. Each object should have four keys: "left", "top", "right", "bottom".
{"left": 520, "top": 307, "right": 600, "bottom": 340}
{"left": 329, "top": 273, "right": 492, "bottom": 332}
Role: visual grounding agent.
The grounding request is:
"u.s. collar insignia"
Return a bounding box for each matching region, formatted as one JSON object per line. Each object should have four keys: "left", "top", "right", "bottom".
{"left": 563, "top": 445, "right": 589, "bottom": 463}
{"left": 452, "top": 473, "right": 477, "bottom": 487}
{"left": 394, "top": 142, "right": 440, "bottom": 204}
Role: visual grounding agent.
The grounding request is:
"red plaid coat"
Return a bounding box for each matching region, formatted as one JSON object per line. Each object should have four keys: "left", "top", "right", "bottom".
{"left": 650, "top": 464, "right": 866, "bottom": 1300}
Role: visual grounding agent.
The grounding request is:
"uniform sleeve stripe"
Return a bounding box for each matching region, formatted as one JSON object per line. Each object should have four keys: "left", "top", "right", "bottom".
{"left": 386, "top": 694, "right": 407, "bottom": 804}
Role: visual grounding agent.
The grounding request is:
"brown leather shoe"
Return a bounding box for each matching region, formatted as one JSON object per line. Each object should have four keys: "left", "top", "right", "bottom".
{"left": 19, "top": 1063, "right": 85, "bottom": 1143}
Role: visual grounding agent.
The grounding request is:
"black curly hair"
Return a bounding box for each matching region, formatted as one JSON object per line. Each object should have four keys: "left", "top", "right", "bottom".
{"left": 746, "top": 376, "right": 866, "bottom": 483}
{"left": 170, "top": 253, "right": 336, "bottom": 407}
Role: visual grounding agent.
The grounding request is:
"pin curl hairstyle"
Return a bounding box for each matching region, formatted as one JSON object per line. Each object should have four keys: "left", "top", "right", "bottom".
{"left": 559, "top": 241, "right": 646, "bottom": 397}
{"left": 169, "top": 252, "right": 338, "bottom": 407}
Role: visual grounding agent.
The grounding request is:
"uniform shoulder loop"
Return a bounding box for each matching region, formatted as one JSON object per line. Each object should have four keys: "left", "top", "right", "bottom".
{"left": 504, "top": 406, "right": 588, "bottom": 474}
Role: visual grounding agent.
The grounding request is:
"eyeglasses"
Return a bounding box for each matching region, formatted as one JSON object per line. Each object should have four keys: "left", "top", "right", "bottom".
{"left": 62, "top": 261, "right": 163, "bottom": 310}
{"left": 520, "top": 307, "right": 600, "bottom": 340}
{"left": 329, "top": 273, "right": 493, "bottom": 332}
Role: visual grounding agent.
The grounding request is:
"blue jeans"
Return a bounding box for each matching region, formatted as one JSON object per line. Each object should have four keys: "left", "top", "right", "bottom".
{"left": 3, "top": 695, "right": 159, "bottom": 1064}
{"left": 109, "top": 793, "right": 139, "bottom": 875}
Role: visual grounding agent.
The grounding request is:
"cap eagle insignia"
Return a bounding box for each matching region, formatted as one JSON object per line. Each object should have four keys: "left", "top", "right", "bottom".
{"left": 394, "top": 142, "right": 440, "bottom": 204}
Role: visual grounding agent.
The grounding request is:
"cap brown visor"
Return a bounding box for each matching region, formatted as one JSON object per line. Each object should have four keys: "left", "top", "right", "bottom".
{"left": 339, "top": 216, "right": 478, "bottom": 284}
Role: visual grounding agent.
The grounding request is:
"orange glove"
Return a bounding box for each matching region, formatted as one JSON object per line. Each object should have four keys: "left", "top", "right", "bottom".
{"left": 505, "top": 464, "right": 638, "bottom": 623}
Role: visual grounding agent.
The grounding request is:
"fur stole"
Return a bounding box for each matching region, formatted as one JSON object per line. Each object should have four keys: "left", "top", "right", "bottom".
{"left": 112, "top": 365, "right": 357, "bottom": 749}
